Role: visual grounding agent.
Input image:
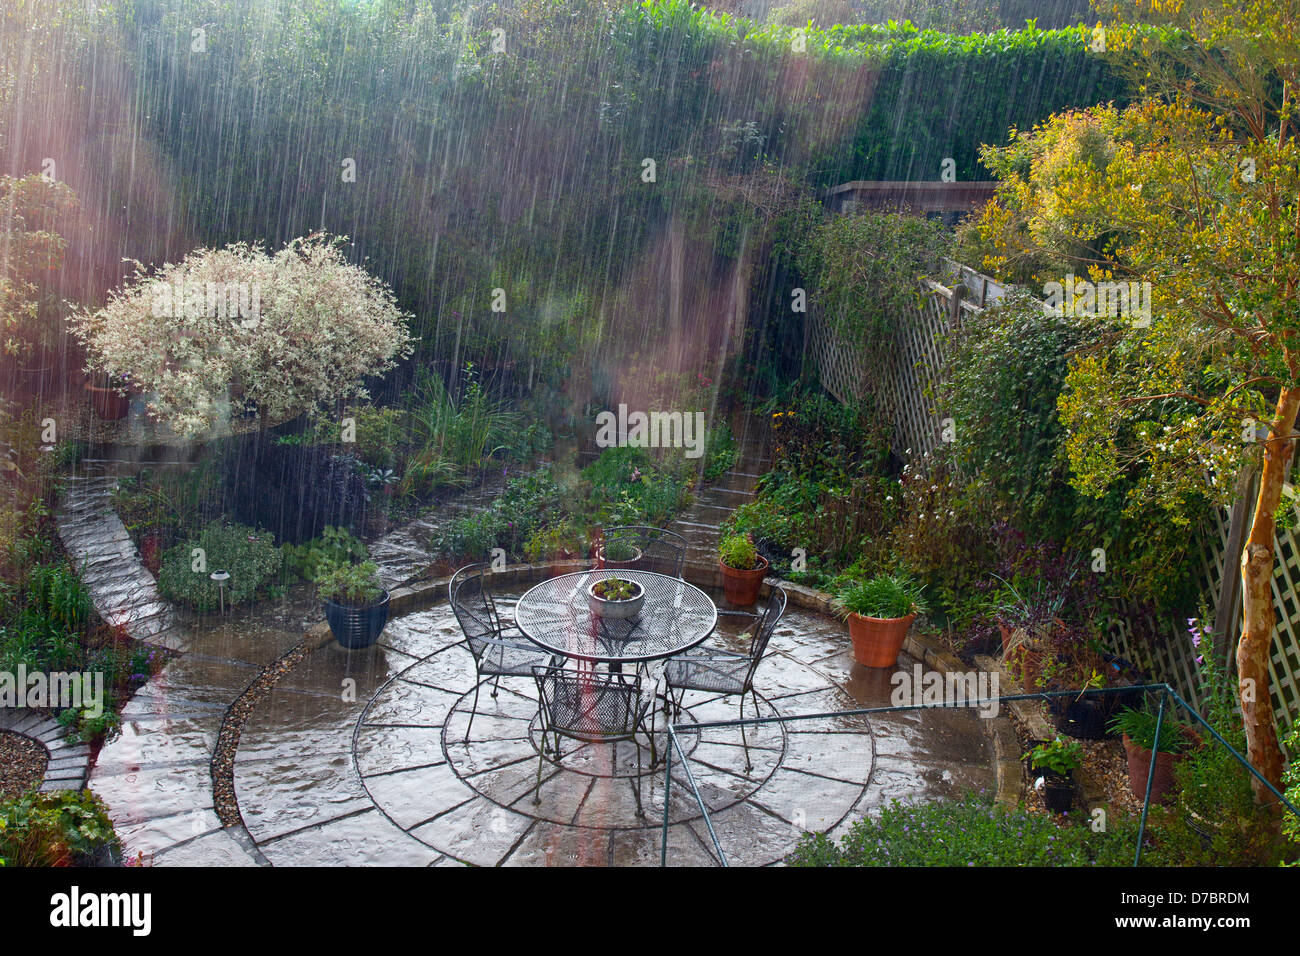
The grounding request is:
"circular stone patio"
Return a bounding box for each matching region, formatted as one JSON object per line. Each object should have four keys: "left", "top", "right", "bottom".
{"left": 232, "top": 592, "right": 995, "bottom": 866}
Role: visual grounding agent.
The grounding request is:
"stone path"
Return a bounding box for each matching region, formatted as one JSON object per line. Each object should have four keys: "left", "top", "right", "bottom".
{"left": 56, "top": 475, "right": 186, "bottom": 652}
{"left": 0, "top": 710, "right": 91, "bottom": 793}
{"left": 233, "top": 594, "right": 994, "bottom": 866}
{"left": 57, "top": 469, "right": 305, "bottom": 865}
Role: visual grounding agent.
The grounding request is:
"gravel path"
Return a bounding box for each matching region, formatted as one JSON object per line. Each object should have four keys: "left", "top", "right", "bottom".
{"left": 0, "top": 732, "right": 50, "bottom": 798}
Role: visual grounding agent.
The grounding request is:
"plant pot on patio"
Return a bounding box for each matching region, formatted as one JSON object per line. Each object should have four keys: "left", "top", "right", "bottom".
{"left": 718, "top": 533, "right": 767, "bottom": 606}
{"left": 846, "top": 611, "right": 916, "bottom": 668}
{"left": 316, "top": 558, "right": 389, "bottom": 649}
{"left": 836, "top": 573, "right": 927, "bottom": 669}
{"left": 1120, "top": 733, "right": 1181, "bottom": 804}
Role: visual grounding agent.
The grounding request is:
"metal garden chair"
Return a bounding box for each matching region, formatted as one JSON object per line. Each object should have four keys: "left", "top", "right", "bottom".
{"left": 532, "top": 663, "right": 657, "bottom": 815}
{"left": 599, "top": 525, "right": 688, "bottom": 578}
{"left": 663, "top": 585, "right": 787, "bottom": 771}
{"left": 449, "top": 562, "right": 557, "bottom": 736}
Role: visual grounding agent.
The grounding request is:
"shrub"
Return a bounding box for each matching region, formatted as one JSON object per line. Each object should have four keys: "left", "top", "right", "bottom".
{"left": 283, "top": 526, "right": 369, "bottom": 582}
{"left": 157, "top": 522, "right": 283, "bottom": 612}
{"left": 0, "top": 790, "right": 122, "bottom": 867}
{"left": 313, "top": 559, "right": 383, "bottom": 607}
{"left": 72, "top": 234, "right": 415, "bottom": 437}
{"left": 788, "top": 793, "right": 1137, "bottom": 866}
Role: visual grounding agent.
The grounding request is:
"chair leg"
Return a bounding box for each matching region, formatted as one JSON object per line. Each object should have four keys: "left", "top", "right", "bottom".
{"left": 633, "top": 737, "right": 645, "bottom": 817}
{"left": 739, "top": 692, "right": 752, "bottom": 773}
{"left": 467, "top": 679, "right": 482, "bottom": 739}
{"left": 491, "top": 673, "right": 502, "bottom": 699}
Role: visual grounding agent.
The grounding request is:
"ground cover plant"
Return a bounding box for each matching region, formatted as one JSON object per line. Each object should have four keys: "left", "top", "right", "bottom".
{"left": 787, "top": 791, "right": 1140, "bottom": 866}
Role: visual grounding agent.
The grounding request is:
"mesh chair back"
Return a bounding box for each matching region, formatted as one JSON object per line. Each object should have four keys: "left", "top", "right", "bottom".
{"left": 450, "top": 563, "right": 504, "bottom": 658}
{"left": 601, "top": 526, "right": 688, "bottom": 578}
{"left": 742, "top": 586, "right": 787, "bottom": 688}
{"left": 533, "top": 665, "right": 643, "bottom": 741}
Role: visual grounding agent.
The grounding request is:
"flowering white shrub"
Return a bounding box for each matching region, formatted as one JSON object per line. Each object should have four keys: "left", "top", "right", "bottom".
{"left": 72, "top": 234, "right": 414, "bottom": 436}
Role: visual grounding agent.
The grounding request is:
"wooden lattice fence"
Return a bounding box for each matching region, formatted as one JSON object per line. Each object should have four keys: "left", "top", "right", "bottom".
{"left": 811, "top": 259, "right": 1300, "bottom": 734}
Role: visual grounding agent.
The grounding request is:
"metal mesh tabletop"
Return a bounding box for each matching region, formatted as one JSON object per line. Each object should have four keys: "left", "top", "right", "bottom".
{"left": 515, "top": 570, "right": 717, "bottom": 665}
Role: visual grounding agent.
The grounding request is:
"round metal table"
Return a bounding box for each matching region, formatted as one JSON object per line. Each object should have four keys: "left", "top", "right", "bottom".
{"left": 515, "top": 570, "right": 717, "bottom": 668}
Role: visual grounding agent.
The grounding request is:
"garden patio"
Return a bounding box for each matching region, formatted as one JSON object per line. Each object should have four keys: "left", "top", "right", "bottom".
{"left": 3, "top": 0, "right": 1300, "bottom": 874}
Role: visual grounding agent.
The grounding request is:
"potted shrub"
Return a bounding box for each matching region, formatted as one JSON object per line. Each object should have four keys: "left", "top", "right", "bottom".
{"left": 84, "top": 372, "right": 132, "bottom": 420}
{"left": 836, "top": 573, "right": 927, "bottom": 668}
{"left": 315, "top": 558, "right": 389, "bottom": 649}
{"left": 586, "top": 575, "right": 645, "bottom": 620}
{"left": 1028, "top": 737, "right": 1083, "bottom": 813}
{"left": 718, "top": 533, "right": 768, "bottom": 606}
{"left": 1109, "top": 706, "right": 1189, "bottom": 804}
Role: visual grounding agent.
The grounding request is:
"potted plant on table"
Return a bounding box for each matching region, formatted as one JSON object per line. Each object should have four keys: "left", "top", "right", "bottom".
{"left": 1109, "top": 705, "right": 1189, "bottom": 804}
{"left": 586, "top": 575, "right": 646, "bottom": 620}
{"left": 836, "top": 573, "right": 927, "bottom": 668}
{"left": 1028, "top": 737, "right": 1083, "bottom": 813}
{"left": 718, "top": 532, "right": 768, "bottom": 607}
{"left": 315, "top": 558, "right": 389, "bottom": 649}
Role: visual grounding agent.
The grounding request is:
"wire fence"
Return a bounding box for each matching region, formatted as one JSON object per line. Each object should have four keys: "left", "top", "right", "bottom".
{"left": 660, "top": 684, "right": 1300, "bottom": 867}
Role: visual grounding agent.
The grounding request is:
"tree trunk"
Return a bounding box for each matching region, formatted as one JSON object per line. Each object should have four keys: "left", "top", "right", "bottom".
{"left": 1238, "top": 385, "right": 1300, "bottom": 801}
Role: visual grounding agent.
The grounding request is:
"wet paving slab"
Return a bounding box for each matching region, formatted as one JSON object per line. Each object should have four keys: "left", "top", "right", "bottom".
{"left": 233, "top": 590, "right": 997, "bottom": 866}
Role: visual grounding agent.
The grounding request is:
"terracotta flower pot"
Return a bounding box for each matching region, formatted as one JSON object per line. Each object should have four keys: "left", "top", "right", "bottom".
{"left": 847, "top": 611, "right": 916, "bottom": 668}
{"left": 1122, "top": 733, "right": 1180, "bottom": 804}
{"left": 720, "top": 554, "right": 768, "bottom": 606}
{"left": 85, "top": 382, "right": 130, "bottom": 420}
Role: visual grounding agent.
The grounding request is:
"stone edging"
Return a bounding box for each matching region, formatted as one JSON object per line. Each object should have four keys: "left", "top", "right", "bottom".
{"left": 0, "top": 709, "right": 92, "bottom": 793}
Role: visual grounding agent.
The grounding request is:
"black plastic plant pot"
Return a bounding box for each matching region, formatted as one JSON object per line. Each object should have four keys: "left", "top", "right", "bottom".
{"left": 1040, "top": 771, "right": 1075, "bottom": 814}
{"left": 323, "top": 590, "right": 390, "bottom": 649}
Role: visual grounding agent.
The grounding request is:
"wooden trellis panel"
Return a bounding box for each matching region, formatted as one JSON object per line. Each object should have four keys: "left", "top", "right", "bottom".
{"left": 811, "top": 258, "right": 1300, "bottom": 734}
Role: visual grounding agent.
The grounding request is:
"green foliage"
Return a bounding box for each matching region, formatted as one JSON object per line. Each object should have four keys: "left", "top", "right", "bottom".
{"left": 314, "top": 559, "right": 383, "bottom": 608}
{"left": 787, "top": 792, "right": 1137, "bottom": 866}
{"left": 837, "top": 573, "right": 927, "bottom": 619}
{"left": 718, "top": 533, "right": 761, "bottom": 571}
{"left": 0, "top": 789, "right": 122, "bottom": 867}
{"left": 581, "top": 447, "right": 692, "bottom": 527}
{"left": 799, "top": 211, "right": 949, "bottom": 352}
{"left": 702, "top": 423, "right": 737, "bottom": 482}
{"left": 434, "top": 469, "right": 568, "bottom": 562}
{"left": 409, "top": 365, "right": 521, "bottom": 472}
{"left": 157, "top": 522, "right": 283, "bottom": 613}
{"left": 523, "top": 521, "right": 588, "bottom": 563}
{"left": 283, "top": 526, "right": 369, "bottom": 582}
{"left": 56, "top": 706, "right": 122, "bottom": 747}
{"left": 1108, "top": 707, "right": 1189, "bottom": 754}
{"left": 1029, "top": 737, "right": 1083, "bottom": 775}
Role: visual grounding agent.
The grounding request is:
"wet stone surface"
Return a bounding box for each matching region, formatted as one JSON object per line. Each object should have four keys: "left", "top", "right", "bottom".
{"left": 234, "top": 594, "right": 996, "bottom": 865}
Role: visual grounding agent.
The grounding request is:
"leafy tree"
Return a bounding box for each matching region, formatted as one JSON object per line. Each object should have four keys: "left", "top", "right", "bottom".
{"left": 968, "top": 0, "right": 1300, "bottom": 794}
